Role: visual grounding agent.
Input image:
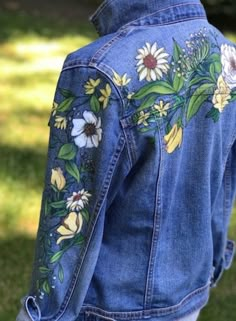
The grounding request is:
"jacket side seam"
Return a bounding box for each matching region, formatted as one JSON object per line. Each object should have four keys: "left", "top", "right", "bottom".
{"left": 143, "top": 121, "right": 164, "bottom": 309}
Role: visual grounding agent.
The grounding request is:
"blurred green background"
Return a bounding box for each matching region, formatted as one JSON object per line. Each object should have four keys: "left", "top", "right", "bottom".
{"left": 0, "top": 1, "right": 235, "bottom": 320}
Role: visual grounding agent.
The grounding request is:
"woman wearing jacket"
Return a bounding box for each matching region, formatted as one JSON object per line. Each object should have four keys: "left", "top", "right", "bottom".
{"left": 16, "top": 1, "right": 236, "bottom": 321}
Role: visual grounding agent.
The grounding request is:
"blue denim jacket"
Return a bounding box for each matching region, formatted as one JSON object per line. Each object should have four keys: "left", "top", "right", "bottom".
{"left": 16, "top": 1, "right": 236, "bottom": 320}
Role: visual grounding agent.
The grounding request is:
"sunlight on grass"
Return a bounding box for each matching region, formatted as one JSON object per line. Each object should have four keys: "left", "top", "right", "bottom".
{"left": 0, "top": 16, "right": 96, "bottom": 237}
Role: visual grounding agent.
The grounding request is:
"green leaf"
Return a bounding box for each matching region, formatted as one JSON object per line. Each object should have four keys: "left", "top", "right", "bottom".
{"left": 42, "top": 280, "right": 51, "bottom": 294}
{"left": 133, "top": 81, "right": 175, "bottom": 100}
{"left": 50, "top": 200, "right": 66, "bottom": 209}
{"left": 136, "top": 95, "right": 156, "bottom": 112}
{"left": 187, "top": 83, "right": 215, "bottom": 122}
{"left": 58, "top": 143, "right": 77, "bottom": 160}
{"left": 50, "top": 250, "right": 64, "bottom": 264}
{"left": 210, "top": 63, "right": 216, "bottom": 81}
{"left": 90, "top": 95, "right": 101, "bottom": 113}
{"left": 74, "top": 234, "right": 85, "bottom": 245}
{"left": 57, "top": 97, "right": 75, "bottom": 112}
{"left": 230, "top": 91, "right": 236, "bottom": 102}
{"left": 173, "top": 39, "right": 183, "bottom": 62}
{"left": 59, "top": 88, "right": 75, "bottom": 98}
{"left": 39, "top": 266, "right": 51, "bottom": 274}
{"left": 173, "top": 73, "right": 184, "bottom": 92}
{"left": 52, "top": 209, "right": 68, "bottom": 217}
{"left": 206, "top": 107, "right": 220, "bottom": 122}
{"left": 44, "top": 198, "right": 50, "bottom": 216}
{"left": 65, "top": 161, "right": 80, "bottom": 183}
{"left": 81, "top": 208, "right": 90, "bottom": 223}
{"left": 58, "top": 265, "right": 64, "bottom": 283}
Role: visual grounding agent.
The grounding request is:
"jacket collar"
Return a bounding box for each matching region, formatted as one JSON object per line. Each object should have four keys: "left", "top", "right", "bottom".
{"left": 89, "top": 0, "right": 204, "bottom": 36}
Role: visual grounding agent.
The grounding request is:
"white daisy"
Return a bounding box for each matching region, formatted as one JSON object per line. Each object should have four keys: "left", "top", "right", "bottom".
{"left": 66, "top": 188, "right": 92, "bottom": 211}
{"left": 136, "top": 42, "right": 169, "bottom": 82}
{"left": 71, "top": 110, "right": 102, "bottom": 148}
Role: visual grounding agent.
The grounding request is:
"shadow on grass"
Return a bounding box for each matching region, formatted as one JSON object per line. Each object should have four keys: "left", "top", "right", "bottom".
{"left": 0, "top": 235, "right": 35, "bottom": 321}
{"left": 0, "top": 143, "right": 47, "bottom": 189}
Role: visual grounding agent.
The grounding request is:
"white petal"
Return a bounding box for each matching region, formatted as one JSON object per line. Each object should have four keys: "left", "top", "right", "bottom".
{"left": 136, "top": 59, "right": 144, "bottom": 66}
{"left": 139, "top": 67, "right": 148, "bottom": 81}
{"left": 85, "top": 136, "right": 94, "bottom": 148}
{"left": 71, "top": 119, "right": 86, "bottom": 136}
{"left": 137, "top": 64, "right": 145, "bottom": 72}
{"left": 151, "top": 43, "right": 157, "bottom": 55}
{"left": 137, "top": 48, "right": 145, "bottom": 56}
{"left": 96, "top": 128, "right": 102, "bottom": 141}
{"left": 74, "top": 132, "right": 87, "bottom": 147}
{"left": 155, "top": 68, "right": 163, "bottom": 79}
{"left": 150, "top": 69, "right": 157, "bottom": 81}
{"left": 96, "top": 116, "right": 102, "bottom": 129}
{"left": 91, "top": 134, "right": 100, "bottom": 147}
{"left": 83, "top": 110, "right": 97, "bottom": 124}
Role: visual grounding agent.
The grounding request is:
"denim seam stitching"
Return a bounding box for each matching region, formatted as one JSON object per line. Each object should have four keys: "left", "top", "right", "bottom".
{"left": 61, "top": 64, "right": 126, "bottom": 119}
{"left": 80, "top": 282, "right": 210, "bottom": 319}
{"left": 143, "top": 124, "right": 163, "bottom": 309}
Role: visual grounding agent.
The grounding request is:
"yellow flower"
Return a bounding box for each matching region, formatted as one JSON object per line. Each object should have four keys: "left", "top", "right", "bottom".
{"left": 137, "top": 111, "right": 150, "bottom": 126}
{"left": 153, "top": 100, "right": 170, "bottom": 117}
{"left": 52, "top": 101, "right": 58, "bottom": 116}
{"left": 99, "top": 84, "right": 112, "bottom": 109}
{"left": 56, "top": 212, "right": 83, "bottom": 245}
{"left": 84, "top": 78, "right": 101, "bottom": 95}
{"left": 113, "top": 71, "right": 131, "bottom": 87}
{"left": 51, "top": 167, "right": 66, "bottom": 191}
{"left": 54, "top": 115, "right": 67, "bottom": 130}
{"left": 164, "top": 124, "right": 183, "bottom": 154}
{"left": 213, "top": 74, "right": 231, "bottom": 112}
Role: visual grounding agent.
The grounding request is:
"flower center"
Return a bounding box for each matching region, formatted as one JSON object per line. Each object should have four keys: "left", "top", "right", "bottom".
{"left": 84, "top": 123, "right": 96, "bottom": 137}
{"left": 73, "top": 194, "right": 82, "bottom": 202}
{"left": 143, "top": 54, "right": 157, "bottom": 69}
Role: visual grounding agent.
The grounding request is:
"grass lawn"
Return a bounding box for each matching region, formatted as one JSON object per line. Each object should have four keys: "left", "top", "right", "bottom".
{"left": 0, "top": 8, "right": 235, "bottom": 321}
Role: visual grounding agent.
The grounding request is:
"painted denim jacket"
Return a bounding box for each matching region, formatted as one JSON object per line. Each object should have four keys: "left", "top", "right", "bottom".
{"left": 16, "top": 1, "right": 236, "bottom": 321}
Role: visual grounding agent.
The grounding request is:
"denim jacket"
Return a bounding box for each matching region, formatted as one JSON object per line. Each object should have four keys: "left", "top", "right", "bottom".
{"left": 16, "top": 1, "right": 236, "bottom": 320}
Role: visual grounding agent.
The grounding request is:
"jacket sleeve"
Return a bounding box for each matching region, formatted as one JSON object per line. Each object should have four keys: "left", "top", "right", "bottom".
{"left": 16, "top": 62, "right": 127, "bottom": 321}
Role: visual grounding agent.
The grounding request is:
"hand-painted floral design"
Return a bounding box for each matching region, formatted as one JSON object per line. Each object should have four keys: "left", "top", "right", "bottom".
{"left": 136, "top": 42, "right": 169, "bottom": 82}
{"left": 66, "top": 189, "right": 92, "bottom": 211}
{"left": 113, "top": 71, "right": 131, "bottom": 87}
{"left": 71, "top": 111, "right": 102, "bottom": 148}
{"left": 164, "top": 123, "right": 183, "bottom": 154}
{"left": 51, "top": 168, "right": 66, "bottom": 191}
{"left": 99, "top": 84, "right": 112, "bottom": 108}
{"left": 35, "top": 76, "right": 116, "bottom": 298}
{"left": 212, "top": 75, "right": 231, "bottom": 112}
{"left": 84, "top": 78, "right": 101, "bottom": 95}
{"left": 54, "top": 115, "right": 67, "bottom": 130}
{"left": 123, "top": 28, "right": 236, "bottom": 154}
{"left": 153, "top": 100, "right": 170, "bottom": 117}
{"left": 56, "top": 212, "right": 83, "bottom": 245}
{"left": 221, "top": 44, "right": 236, "bottom": 89}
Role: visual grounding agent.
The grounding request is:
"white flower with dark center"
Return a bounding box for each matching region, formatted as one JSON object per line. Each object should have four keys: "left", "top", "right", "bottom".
{"left": 136, "top": 42, "right": 169, "bottom": 82}
{"left": 221, "top": 44, "right": 236, "bottom": 89}
{"left": 71, "top": 111, "right": 102, "bottom": 148}
{"left": 66, "top": 188, "right": 92, "bottom": 211}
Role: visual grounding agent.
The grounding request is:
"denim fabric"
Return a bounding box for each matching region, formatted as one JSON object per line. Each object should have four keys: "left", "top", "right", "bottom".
{"left": 16, "top": 1, "right": 236, "bottom": 321}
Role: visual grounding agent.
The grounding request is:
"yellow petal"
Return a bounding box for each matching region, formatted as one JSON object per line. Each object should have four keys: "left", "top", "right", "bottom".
{"left": 63, "top": 212, "right": 78, "bottom": 233}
